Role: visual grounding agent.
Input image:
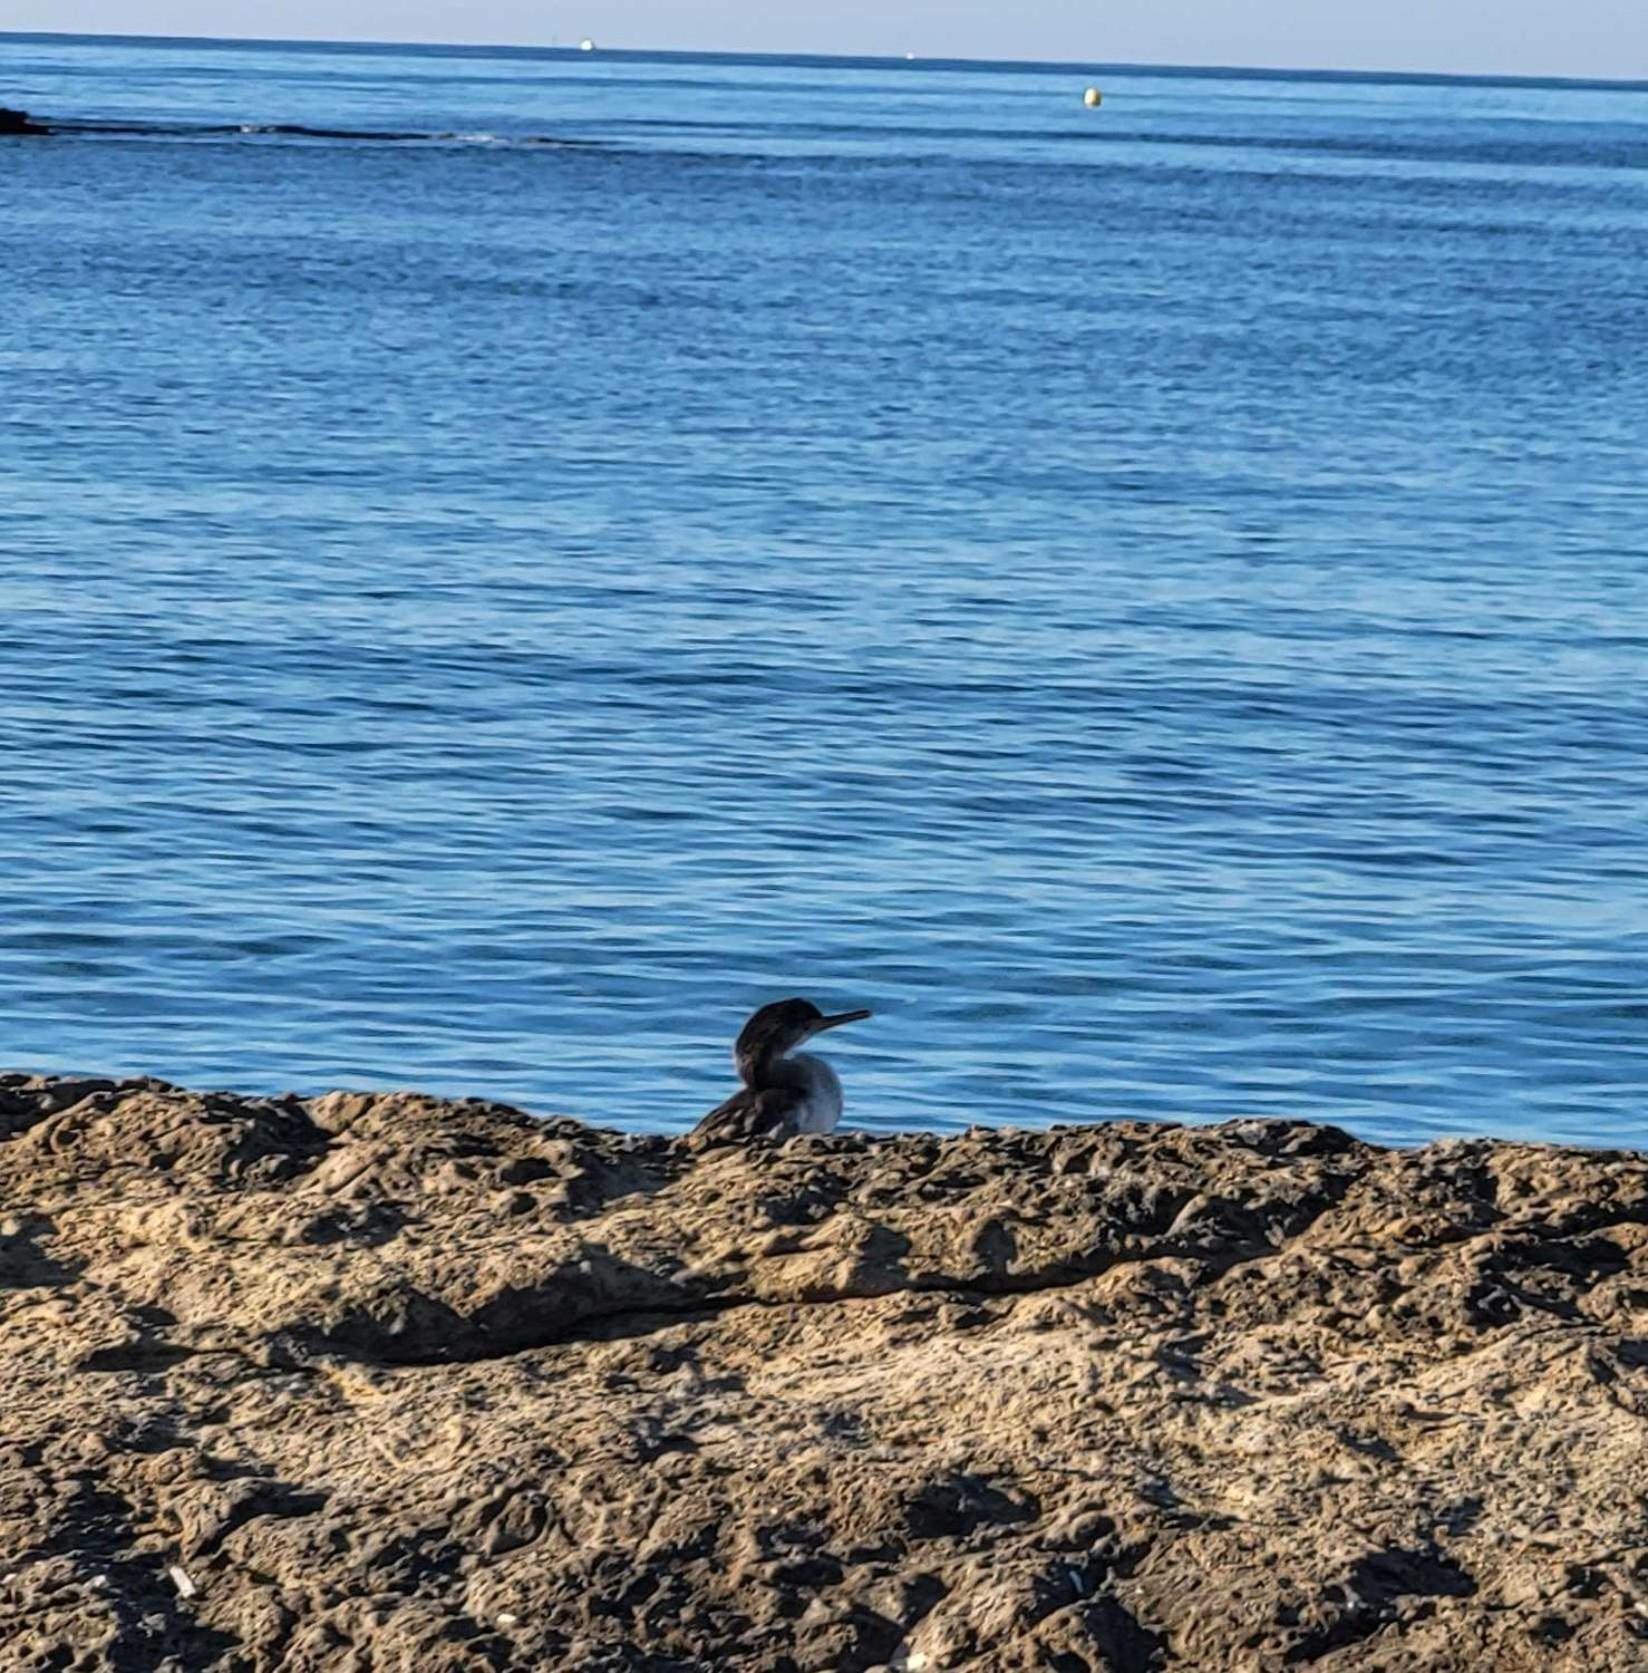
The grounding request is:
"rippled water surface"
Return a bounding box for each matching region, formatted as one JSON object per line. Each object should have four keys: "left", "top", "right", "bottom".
{"left": 3, "top": 34, "right": 1646, "bottom": 1145}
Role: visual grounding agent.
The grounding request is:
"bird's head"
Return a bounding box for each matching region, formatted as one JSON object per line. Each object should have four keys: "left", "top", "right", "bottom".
{"left": 733, "top": 997, "right": 872, "bottom": 1082}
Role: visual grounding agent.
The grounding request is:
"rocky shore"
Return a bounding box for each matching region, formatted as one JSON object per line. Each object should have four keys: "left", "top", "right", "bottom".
{"left": 3, "top": 1075, "right": 1646, "bottom": 1670}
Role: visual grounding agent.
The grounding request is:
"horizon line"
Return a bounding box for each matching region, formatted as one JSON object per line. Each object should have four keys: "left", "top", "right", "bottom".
{"left": 6, "top": 27, "right": 1648, "bottom": 94}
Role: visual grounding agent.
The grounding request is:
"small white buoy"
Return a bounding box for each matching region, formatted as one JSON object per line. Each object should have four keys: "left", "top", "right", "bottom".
{"left": 579, "top": 38, "right": 595, "bottom": 52}
{"left": 1083, "top": 86, "right": 1103, "bottom": 108}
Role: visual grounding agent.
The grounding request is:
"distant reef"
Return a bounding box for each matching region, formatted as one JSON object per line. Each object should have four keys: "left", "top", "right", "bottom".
{"left": 4, "top": 1073, "right": 1647, "bottom": 1669}
{"left": 0, "top": 109, "right": 600, "bottom": 146}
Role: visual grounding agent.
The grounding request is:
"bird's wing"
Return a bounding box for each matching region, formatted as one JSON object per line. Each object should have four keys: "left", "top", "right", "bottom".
{"left": 691, "top": 1085, "right": 806, "bottom": 1142}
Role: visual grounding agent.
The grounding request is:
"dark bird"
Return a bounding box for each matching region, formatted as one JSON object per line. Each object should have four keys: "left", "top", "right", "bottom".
{"left": 692, "top": 998, "right": 872, "bottom": 1141}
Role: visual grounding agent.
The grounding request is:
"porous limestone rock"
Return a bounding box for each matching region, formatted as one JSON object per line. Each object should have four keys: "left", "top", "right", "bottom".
{"left": 2, "top": 1074, "right": 1646, "bottom": 1669}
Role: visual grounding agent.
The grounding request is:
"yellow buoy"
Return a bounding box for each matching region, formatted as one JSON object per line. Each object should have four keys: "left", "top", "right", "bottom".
{"left": 1083, "top": 87, "right": 1103, "bottom": 108}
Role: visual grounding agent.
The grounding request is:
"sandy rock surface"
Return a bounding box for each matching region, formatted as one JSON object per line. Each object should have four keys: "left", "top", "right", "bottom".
{"left": 2, "top": 1074, "right": 1646, "bottom": 1671}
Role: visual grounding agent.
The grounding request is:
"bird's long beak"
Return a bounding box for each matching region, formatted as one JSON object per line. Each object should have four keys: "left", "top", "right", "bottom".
{"left": 813, "top": 1009, "right": 872, "bottom": 1034}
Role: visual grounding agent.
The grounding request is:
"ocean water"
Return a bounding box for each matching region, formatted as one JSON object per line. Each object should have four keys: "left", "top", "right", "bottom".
{"left": 3, "top": 33, "right": 1646, "bottom": 1148}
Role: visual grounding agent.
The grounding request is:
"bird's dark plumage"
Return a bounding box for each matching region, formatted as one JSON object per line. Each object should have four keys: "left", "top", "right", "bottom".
{"left": 692, "top": 997, "right": 871, "bottom": 1142}
{"left": 693, "top": 1084, "right": 810, "bottom": 1143}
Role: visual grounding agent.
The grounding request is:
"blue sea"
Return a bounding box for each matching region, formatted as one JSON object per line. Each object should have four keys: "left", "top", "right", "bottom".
{"left": 3, "top": 33, "right": 1646, "bottom": 1147}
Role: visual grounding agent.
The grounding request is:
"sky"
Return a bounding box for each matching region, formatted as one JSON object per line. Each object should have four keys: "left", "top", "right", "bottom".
{"left": 8, "top": 1, "right": 1647, "bottom": 80}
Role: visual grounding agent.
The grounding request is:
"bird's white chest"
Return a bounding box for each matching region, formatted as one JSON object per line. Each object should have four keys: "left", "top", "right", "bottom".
{"left": 783, "top": 1053, "right": 843, "bottom": 1134}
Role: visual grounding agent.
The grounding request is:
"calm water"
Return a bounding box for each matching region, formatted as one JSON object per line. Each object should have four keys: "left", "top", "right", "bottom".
{"left": 3, "top": 34, "right": 1646, "bottom": 1147}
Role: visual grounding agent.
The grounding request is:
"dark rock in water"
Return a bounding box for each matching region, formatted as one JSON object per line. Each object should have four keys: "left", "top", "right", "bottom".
{"left": 0, "top": 106, "right": 49, "bottom": 135}
{"left": 3, "top": 1074, "right": 1648, "bottom": 1667}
